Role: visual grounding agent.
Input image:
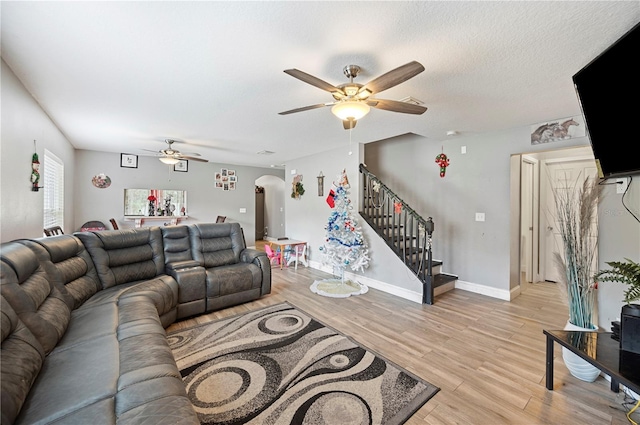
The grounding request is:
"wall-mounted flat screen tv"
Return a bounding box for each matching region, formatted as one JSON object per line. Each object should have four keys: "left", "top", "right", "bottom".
{"left": 572, "top": 21, "right": 640, "bottom": 179}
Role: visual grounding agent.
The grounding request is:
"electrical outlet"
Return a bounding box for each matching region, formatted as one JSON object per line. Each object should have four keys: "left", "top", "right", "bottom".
{"left": 461, "top": 146, "right": 467, "bottom": 154}
{"left": 475, "top": 212, "right": 485, "bottom": 222}
{"left": 616, "top": 177, "right": 628, "bottom": 194}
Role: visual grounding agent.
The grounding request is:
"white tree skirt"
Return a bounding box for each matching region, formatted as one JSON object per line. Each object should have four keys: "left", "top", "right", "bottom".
{"left": 310, "top": 278, "right": 369, "bottom": 298}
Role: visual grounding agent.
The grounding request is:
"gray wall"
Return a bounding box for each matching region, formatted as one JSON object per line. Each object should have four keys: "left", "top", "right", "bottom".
{"left": 74, "top": 150, "right": 284, "bottom": 246}
{"left": 1, "top": 59, "right": 76, "bottom": 241}
{"left": 362, "top": 129, "right": 640, "bottom": 327}
{"left": 1, "top": 59, "right": 284, "bottom": 246}
{"left": 4, "top": 51, "right": 638, "bottom": 328}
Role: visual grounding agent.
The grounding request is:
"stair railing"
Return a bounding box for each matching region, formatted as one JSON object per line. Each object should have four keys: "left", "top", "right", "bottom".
{"left": 359, "top": 163, "right": 436, "bottom": 304}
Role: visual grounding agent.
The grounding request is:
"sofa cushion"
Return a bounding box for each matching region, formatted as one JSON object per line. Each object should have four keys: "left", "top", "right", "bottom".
{"left": 76, "top": 228, "right": 165, "bottom": 289}
{"left": 19, "top": 235, "right": 101, "bottom": 309}
{"left": 1, "top": 296, "right": 45, "bottom": 425}
{"left": 1, "top": 242, "right": 72, "bottom": 355}
{"left": 161, "top": 225, "right": 193, "bottom": 265}
{"left": 189, "top": 223, "right": 245, "bottom": 268}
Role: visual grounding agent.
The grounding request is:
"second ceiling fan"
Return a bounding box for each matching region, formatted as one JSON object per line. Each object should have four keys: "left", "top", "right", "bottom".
{"left": 279, "top": 61, "right": 428, "bottom": 129}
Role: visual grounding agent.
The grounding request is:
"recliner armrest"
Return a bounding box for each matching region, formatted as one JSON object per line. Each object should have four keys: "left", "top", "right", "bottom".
{"left": 240, "top": 248, "right": 265, "bottom": 265}
{"left": 165, "top": 260, "right": 201, "bottom": 273}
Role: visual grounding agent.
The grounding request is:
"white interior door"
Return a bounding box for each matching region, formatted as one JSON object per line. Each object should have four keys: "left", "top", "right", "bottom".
{"left": 542, "top": 159, "right": 598, "bottom": 282}
{"left": 521, "top": 161, "right": 534, "bottom": 283}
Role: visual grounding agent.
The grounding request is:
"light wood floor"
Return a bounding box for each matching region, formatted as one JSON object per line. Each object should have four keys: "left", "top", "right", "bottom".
{"left": 167, "top": 262, "right": 636, "bottom": 424}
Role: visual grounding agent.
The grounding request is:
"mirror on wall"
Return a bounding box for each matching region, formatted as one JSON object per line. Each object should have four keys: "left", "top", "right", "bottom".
{"left": 124, "top": 189, "right": 187, "bottom": 217}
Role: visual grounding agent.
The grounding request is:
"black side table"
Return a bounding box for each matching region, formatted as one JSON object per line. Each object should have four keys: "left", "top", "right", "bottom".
{"left": 544, "top": 329, "right": 640, "bottom": 394}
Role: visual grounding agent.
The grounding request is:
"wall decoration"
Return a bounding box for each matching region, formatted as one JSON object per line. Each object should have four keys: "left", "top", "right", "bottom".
{"left": 291, "top": 174, "right": 305, "bottom": 199}
{"left": 530, "top": 115, "right": 585, "bottom": 144}
{"left": 215, "top": 168, "right": 239, "bottom": 189}
{"left": 121, "top": 153, "right": 138, "bottom": 168}
{"left": 91, "top": 173, "right": 112, "bottom": 189}
{"left": 435, "top": 152, "right": 450, "bottom": 178}
{"left": 174, "top": 160, "right": 188, "bottom": 172}
{"left": 31, "top": 141, "right": 42, "bottom": 192}
{"left": 317, "top": 171, "right": 324, "bottom": 196}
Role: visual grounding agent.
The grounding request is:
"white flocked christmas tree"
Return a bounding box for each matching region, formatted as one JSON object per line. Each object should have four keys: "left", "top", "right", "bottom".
{"left": 312, "top": 169, "right": 370, "bottom": 297}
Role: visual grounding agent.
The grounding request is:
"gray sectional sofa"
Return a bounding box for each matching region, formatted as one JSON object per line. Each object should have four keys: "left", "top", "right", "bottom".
{"left": 0, "top": 222, "right": 271, "bottom": 424}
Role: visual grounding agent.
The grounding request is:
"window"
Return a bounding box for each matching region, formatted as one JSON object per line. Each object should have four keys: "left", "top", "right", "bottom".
{"left": 43, "top": 149, "right": 64, "bottom": 229}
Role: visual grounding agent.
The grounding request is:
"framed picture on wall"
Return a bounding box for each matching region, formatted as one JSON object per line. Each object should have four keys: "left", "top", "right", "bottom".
{"left": 120, "top": 153, "right": 138, "bottom": 168}
{"left": 174, "top": 160, "right": 188, "bottom": 172}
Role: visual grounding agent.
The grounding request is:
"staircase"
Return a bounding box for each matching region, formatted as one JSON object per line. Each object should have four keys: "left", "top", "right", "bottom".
{"left": 359, "top": 163, "right": 457, "bottom": 304}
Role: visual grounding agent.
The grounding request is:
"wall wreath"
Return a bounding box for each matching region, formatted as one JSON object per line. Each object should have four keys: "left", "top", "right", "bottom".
{"left": 291, "top": 174, "right": 305, "bottom": 199}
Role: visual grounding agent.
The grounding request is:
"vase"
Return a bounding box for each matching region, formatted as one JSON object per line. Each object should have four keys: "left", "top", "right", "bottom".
{"left": 562, "top": 320, "right": 601, "bottom": 382}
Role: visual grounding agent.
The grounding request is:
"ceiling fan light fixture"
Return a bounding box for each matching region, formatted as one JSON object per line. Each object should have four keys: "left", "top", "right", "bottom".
{"left": 159, "top": 156, "right": 180, "bottom": 165}
{"left": 331, "top": 101, "right": 370, "bottom": 121}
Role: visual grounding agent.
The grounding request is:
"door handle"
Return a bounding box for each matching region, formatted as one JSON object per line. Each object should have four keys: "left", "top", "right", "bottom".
{"left": 547, "top": 226, "right": 553, "bottom": 231}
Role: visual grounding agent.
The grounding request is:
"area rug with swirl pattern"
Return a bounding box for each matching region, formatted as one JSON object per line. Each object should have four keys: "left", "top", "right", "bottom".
{"left": 167, "top": 302, "right": 439, "bottom": 425}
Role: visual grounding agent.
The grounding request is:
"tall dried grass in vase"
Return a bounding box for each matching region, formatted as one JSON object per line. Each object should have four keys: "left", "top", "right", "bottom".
{"left": 552, "top": 174, "right": 601, "bottom": 330}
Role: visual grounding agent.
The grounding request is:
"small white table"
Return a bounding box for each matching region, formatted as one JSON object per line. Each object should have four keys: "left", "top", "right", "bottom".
{"left": 269, "top": 239, "right": 306, "bottom": 270}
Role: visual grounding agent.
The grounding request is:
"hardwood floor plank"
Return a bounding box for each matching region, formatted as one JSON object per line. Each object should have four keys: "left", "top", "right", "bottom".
{"left": 166, "top": 264, "right": 636, "bottom": 424}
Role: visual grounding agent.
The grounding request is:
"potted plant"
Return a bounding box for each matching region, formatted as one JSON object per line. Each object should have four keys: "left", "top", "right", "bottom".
{"left": 551, "top": 175, "right": 601, "bottom": 381}
{"left": 594, "top": 258, "right": 640, "bottom": 305}
{"left": 593, "top": 258, "right": 640, "bottom": 352}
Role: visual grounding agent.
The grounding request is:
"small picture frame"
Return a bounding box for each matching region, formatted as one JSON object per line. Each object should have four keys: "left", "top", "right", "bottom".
{"left": 215, "top": 173, "right": 222, "bottom": 180}
{"left": 229, "top": 175, "right": 237, "bottom": 182}
{"left": 215, "top": 182, "right": 223, "bottom": 188}
{"left": 223, "top": 183, "right": 229, "bottom": 191}
{"left": 174, "top": 160, "right": 188, "bottom": 172}
{"left": 228, "top": 169, "right": 236, "bottom": 177}
{"left": 221, "top": 168, "right": 228, "bottom": 177}
{"left": 229, "top": 182, "right": 236, "bottom": 190}
{"left": 120, "top": 153, "right": 138, "bottom": 168}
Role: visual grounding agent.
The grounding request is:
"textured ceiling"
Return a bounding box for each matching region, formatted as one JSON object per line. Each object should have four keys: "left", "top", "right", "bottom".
{"left": 2, "top": 1, "right": 639, "bottom": 167}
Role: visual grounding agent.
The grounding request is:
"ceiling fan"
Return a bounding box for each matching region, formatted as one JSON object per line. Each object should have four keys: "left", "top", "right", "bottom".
{"left": 143, "top": 139, "right": 209, "bottom": 164}
{"left": 279, "top": 61, "right": 428, "bottom": 129}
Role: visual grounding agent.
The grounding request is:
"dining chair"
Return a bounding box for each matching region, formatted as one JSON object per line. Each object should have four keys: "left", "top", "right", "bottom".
{"left": 216, "top": 215, "right": 226, "bottom": 223}
{"left": 43, "top": 226, "right": 64, "bottom": 237}
{"left": 286, "top": 244, "right": 308, "bottom": 270}
{"left": 109, "top": 218, "right": 119, "bottom": 230}
{"left": 264, "top": 244, "right": 280, "bottom": 266}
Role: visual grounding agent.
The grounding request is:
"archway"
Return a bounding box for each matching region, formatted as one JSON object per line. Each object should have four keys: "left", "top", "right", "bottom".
{"left": 255, "top": 175, "right": 286, "bottom": 242}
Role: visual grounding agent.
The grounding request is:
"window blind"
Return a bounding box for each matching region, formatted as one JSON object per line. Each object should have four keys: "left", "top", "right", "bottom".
{"left": 43, "top": 149, "right": 64, "bottom": 229}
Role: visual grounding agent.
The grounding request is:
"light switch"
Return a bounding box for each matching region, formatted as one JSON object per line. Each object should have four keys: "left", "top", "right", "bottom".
{"left": 461, "top": 146, "right": 467, "bottom": 154}
{"left": 239, "top": 208, "right": 247, "bottom": 213}
{"left": 475, "top": 212, "right": 485, "bottom": 222}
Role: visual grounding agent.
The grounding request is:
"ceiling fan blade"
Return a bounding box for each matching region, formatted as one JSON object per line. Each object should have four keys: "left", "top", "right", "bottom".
{"left": 180, "top": 156, "right": 208, "bottom": 162}
{"left": 278, "top": 103, "right": 333, "bottom": 115}
{"left": 284, "top": 69, "right": 346, "bottom": 96}
{"left": 179, "top": 151, "right": 201, "bottom": 157}
{"left": 359, "top": 61, "right": 425, "bottom": 96}
{"left": 343, "top": 119, "right": 357, "bottom": 130}
{"left": 371, "top": 98, "right": 428, "bottom": 115}
{"left": 141, "top": 148, "right": 162, "bottom": 153}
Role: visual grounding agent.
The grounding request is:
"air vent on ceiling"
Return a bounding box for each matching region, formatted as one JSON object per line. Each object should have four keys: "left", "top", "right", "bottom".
{"left": 399, "top": 96, "right": 424, "bottom": 106}
{"left": 257, "top": 150, "right": 275, "bottom": 155}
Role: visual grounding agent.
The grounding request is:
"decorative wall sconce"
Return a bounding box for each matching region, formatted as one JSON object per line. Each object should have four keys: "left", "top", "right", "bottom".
{"left": 317, "top": 172, "right": 324, "bottom": 196}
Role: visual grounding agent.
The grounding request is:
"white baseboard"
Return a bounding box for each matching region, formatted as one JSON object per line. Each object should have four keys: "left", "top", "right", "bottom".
{"left": 309, "top": 261, "right": 445, "bottom": 304}
{"left": 309, "top": 262, "right": 514, "bottom": 303}
{"left": 454, "top": 280, "right": 514, "bottom": 301}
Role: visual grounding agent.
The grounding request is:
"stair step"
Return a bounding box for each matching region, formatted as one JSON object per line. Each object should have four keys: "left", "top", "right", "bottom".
{"left": 433, "top": 273, "right": 457, "bottom": 288}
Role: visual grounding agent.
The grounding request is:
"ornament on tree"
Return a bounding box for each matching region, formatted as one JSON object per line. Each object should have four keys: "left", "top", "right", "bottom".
{"left": 435, "top": 152, "right": 450, "bottom": 178}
